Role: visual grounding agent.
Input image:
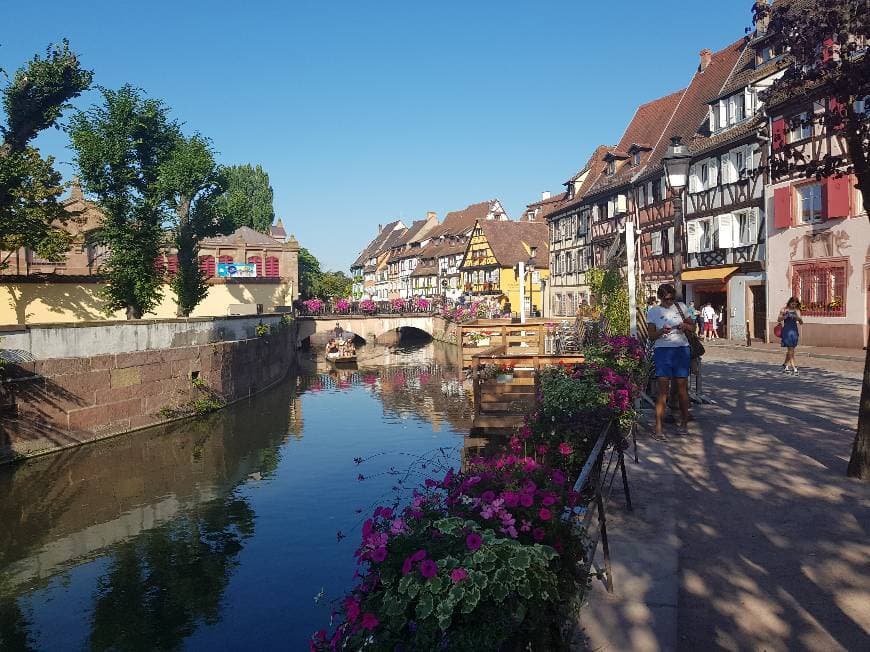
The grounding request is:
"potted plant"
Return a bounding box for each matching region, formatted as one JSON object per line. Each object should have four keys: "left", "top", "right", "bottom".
{"left": 496, "top": 362, "right": 515, "bottom": 383}
{"left": 466, "top": 332, "right": 490, "bottom": 348}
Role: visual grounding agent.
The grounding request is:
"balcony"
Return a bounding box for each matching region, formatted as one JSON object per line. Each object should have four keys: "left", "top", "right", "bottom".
{"left": 685, "top": 244, "right": 761, "bottom": 269}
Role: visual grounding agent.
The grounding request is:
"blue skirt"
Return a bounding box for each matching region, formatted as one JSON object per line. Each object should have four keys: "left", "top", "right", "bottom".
{"left": 780, "top": 321, "right": 799, "bottom": 348}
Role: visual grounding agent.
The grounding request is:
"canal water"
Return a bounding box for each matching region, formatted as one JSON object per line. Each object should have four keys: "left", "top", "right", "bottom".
{"left": 0, "top": 339, "right": 473, "bottom": 651}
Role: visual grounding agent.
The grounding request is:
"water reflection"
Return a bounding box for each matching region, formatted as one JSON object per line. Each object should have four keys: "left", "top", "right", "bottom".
{"left": 0, "top": 340, "right": 471, "bottom": 650}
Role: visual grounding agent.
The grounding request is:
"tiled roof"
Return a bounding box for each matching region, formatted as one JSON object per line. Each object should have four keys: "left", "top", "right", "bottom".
{"left": 519, "top": 192, "right": 568, "bottom": 222}
{"left": 411, "top": 264, "right": 437, "bottom": 277}
{"left": 548, "top": 145, "right": 614, "bottom": 218}
{"left": 689, "top": 115, "right": 765, "bottom": 156}
{"left": 396, "top": 219, "right": 433, "bottom": 246}
{"left": 351, "top": 220, "right": 405, "bottom": 268}
{"left": 476, "top": 220, "right": 549, "bottom": 267}
{"left": 202, "top": 226, "right": 286, "bottom": 247}
{"left": 583, "top": 88, "right": 686, "bottom": 198}
{"left": 634, "top": 37, "right": 747, "bottom": 183}
{"left": 426, "top": 201, "right": 499, "bottom": 239}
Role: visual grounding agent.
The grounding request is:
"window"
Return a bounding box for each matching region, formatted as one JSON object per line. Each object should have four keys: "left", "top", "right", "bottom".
{"left": 732, "top": 209, "right": 758, "bottom": 247}
{"left": 709, "top": 105, "right": 717, "bottom": 132}
{"left": 247, "top": 255, "right": 262, "bottom": 276}
{"left": 700, "top": 163, "right": 709, "bottom": 187}
{"left": 199, "top": 255, "right": 216, "bottom": 278}
{"left": 651, "top": 231, "right": 662, "bottom": 256}
{"left": 565, "top": 251, "right": 573, "bottom": 273}
{"left": 166, "top": 254, "right": 178, "bottom": 276}
{"left": 606, "top": 159, "right": 615, "bottom": 176}
{"left": 651, "top": 179, "right": 661, "bottom": 203}
{"left": 632, "top": 151, "right": 641, "bottom": 166}
{"left": 265, "top": 256, "right": 280, "bottom": 277}
{"left": 792, "top": 261, "right": 846, "bottom": 316}
{"left": 789, "top": 111, "right": 812, "bottom": 142}
{"left": 797, "top": 183, "right": 823, "bottom": 223}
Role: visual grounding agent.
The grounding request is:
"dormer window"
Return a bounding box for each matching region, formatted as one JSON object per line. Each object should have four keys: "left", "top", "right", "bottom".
{"left": 632, "top": 151, "right": 641, "bottom": 166}
{"left": 606, "top": 159, "right": 615, "bottom": 176}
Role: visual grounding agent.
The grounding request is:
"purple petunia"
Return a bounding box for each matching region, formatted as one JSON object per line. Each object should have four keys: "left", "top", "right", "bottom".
{"left": 466, "top": 532, "right": 483, "bottom": 551}
{"left": 420, "top": 559, "right": 438, "bottom": 579}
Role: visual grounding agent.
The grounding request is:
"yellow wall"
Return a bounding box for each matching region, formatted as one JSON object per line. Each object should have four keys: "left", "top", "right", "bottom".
{"left": 497, "top": 266, "right": 549, "bottom": 313}
{"left": 0, "top": 282, "right": 293, "bottom": 325}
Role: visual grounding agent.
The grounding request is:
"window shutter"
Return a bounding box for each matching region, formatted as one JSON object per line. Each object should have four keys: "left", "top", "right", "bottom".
{"left": 667, "top": 227, "right": 675, "bottom": 255}
{"left": 823, "top": 174, "right": 851, "bottom": 219}
{"left": 617, "top": 194, "right": 627, "bottom": 214}
{"left": 719, "top": 100, "right": 727, "bottom": 128}
{"left": 709, "top": 157, "right": 719, "bottom": 186}
{"left": 199, "top": 255, "right": 215, "bottom": 277}
{"left": 744, "top": 87, "right": 754, "bottom": 117}
{"left": 686, "top": 221, "right": 700, "bottom": 254}
{"left": 166, "top": 254, "right": 178, "bottom": 275}
{"left": 773, "top": 186, "right": 793, "bottom": 228}
{"left": 771, "top": 118, "right": 786, "bottom": 152}
{"left": 265, "top": 256, "right": 280, "bottom": 277}
{"left": 747, "top": 208, "right": 759, "bottom": 244}
{"left": 651, "top": 231, "right": 662, "bottom": 256}
{"left": 689, "top": 165, "right": 700, "bottom": 193}
{"left": 718, "top": 214, "right": 734, "bottom": 248}
{"left": 828, "top": 96, "right": 845, "bottom": 131}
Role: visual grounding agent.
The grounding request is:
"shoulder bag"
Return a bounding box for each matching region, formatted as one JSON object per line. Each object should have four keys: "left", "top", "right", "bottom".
{"left": 675, "top": 302, "right": 705, "bottom": 359}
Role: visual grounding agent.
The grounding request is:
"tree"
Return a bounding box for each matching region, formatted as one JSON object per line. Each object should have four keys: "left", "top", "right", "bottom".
{"left": 760, "top": 0, "right": 869, "bottom": 479}
{"left": 157, "top": 135, "right": 233, "bottom": 316}
{"left": 316, "top": 270, "right": 353, "bottom": 299}
{"left": 212, "top": 164, "right": 274, "bottom": 233}
{"left": 68, "top": 85, "right": 180, "bottom": 319}
{"left": 298, "top": 246, "right": 321, "bottom": 298}
{"left": 0, "top": 40, "right": 92, "bottom": 268}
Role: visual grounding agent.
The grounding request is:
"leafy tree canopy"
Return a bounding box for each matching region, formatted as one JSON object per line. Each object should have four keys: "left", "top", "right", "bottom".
{"left": 298, "top": 246, "right": 321, "bottom": 298}
{"left": 0, "top": 40, "right": 92, "bottom": 267}
{"left": 68, "top": 85, "right": 180, "bottom": 318}
{"left": 212, "top": 164, "right": 274, "bottom": 233}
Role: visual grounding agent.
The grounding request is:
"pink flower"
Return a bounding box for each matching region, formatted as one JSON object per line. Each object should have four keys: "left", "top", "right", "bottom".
{"left": 450, "top": 568, "right": 468, "bottom": 583}
{"left": 401, "top": 557, "right": 413, "bottom": 575}
{"left": 361, "top": 612, "right": 379, "bottom": 630}
{"left": 522, "top": 479, "right": 537, "bottom": 493}
{"left": 501, "top": 491, "right": 519, "bottom": 508}
{"left": 420, "top": 559, "right": 438, "bottom": 579}
{"left": 558, "top": 442, "right": 573, "bottom": 456}
{"left": 522, "top": 458, "right": 539, "bottom": 472}
{"left": 371, "top": 547, "right": 388, "bottom": 563}
{"left": 532, "top": 527, "right": 546, "bottom": 541}
{"left": 542, "top": 495, "right": 556, "bottom": 506}
{"left": 390, "top": 518, "right": 406, "bottom": 535}
{"left": 466, "top": 532, "right": 483, "bottom": 551}
{"left": 501, "top": 525, "right": 518, "bottom": 538}
{"left": 520, "top": 425, "right": 532, "bottom": 440}
{"left": 536, "top": 443, "right": 549, "bottom": 455}
{"left": 410, "top": 549, "right": 427, "bottom": 562}
{"left": 551, "top": 469, "right": 566, "bottom": 486}
{"left": 509, "top": 436, "right": 522, "bottom": 453}
{"left": 481, "top": 490, "right": 496, "bottom": 503}
{"left": 520, "top": 519, "right": 532, "bottom": 532}
{"left": 344, "top": 597, "right": 360, "bottom": 623}
{"left": 539, "top": 508, "right": 552, "bottom": 521}
{"left": 519, "top": 493, "right": 534, "bottom": 508}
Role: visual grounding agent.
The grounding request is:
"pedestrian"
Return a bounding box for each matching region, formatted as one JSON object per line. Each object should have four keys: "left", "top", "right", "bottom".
{"left": 777, "top": 297, "right": 803, "bottom": 374}
{"left": 646, "top": 283, "right": 693, "bottom": 437}
{"left": 333, "top": 322, "right": 343, "bottom": 338}
{"left": 717, "top": 305, "right": 726, "bottom": 338}
{"left": 687, "top": 300, "right": 698, "bottom": 326}
{"left": 701, "top": 302, "right": 716, "bottom": 341}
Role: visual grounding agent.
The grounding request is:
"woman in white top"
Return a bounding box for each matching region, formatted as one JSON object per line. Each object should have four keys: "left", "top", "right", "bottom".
{"left": 646, "top": 283, "right": 694, "bottom": 437}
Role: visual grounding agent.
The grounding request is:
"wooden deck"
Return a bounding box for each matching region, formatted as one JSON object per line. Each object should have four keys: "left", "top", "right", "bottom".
{"left": 458, "top": 319, "right": 560, "bottom": 368}
{"left": 469, "top": 345, "right": 585, "bottom": 435}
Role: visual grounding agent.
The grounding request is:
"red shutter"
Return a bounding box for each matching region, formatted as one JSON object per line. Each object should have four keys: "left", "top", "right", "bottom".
{"left": 247, "top": 256, "right": 262, "bottom": 276}
{"left": 199, "top": 255, "right": 215, "bottom": 278}
{"left": 773, "top": 186, "right": 793, "bottom": 229}
{"left": 154, "top": 256, "right": 166, "bottom": 274}
{"left": 771, "top": 118, "right": 786, "bottom": 151}
{"left": 166, "top": 255, "right": 178, "bottom": 276}
{"left": 265, "top": 256, "right": 279, "bottom": 278}
{"left": 823, "top": 175, "right": 851, "bottom": 220}
{"left": 218, "top": 255, "right": 234, "bottom": 264}
{"left": 828, "top": 96, "right": 845, "bottom": 131}
{"left": 821, "top": 37, "right": 834, "bottom": 63}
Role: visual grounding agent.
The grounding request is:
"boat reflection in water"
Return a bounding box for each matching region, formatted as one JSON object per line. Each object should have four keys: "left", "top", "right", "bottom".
{"left": 0, "top": 337, "right": 473, "bottom": 650}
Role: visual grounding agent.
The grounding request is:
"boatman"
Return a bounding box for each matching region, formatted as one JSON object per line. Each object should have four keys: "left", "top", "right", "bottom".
{"left": 333, "top": 322, "right": 343, "bottom": 338}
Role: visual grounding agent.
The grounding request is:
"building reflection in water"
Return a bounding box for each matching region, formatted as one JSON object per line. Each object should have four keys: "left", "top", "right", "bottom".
{"left": 0, "top": 337, "right": 485, "bottom": 650}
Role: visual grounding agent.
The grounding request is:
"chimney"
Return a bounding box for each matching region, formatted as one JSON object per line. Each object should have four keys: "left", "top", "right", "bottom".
{"left": 541, "top": 191, "right": 551, "bottom": 201}
{"left": 378, "top": 223, "right": 383, "bottom": 232}
{"left": 70, "top": 177, "right": 83, "bottom": 201}
{"left": 699, "top": 48, "right": 712, "bottom": 72}
{"left": 427, "top": 211, "right": 436, "bottom": 221}
{"left": 753, "top": 0, "right": 770, "bottom": 33}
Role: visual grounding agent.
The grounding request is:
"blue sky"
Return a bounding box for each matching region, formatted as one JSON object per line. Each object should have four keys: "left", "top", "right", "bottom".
{"left": 3, "top": 1, "right": 752, "bottom": 271}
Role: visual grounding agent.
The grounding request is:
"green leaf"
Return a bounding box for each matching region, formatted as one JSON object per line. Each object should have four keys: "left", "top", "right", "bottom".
{"left": 415, "top": 592, "right": 434, "bottom": 620}
{"left": 433, "top": 517, "right": 464, "bottom": 535}
{"left": 461, "top": 586, "right": 481, "bottom": 614}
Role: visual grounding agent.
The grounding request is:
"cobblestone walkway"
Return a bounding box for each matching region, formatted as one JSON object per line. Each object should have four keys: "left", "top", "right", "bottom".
{"left": 579, "top": 347, "right": 869, "bottom": 651}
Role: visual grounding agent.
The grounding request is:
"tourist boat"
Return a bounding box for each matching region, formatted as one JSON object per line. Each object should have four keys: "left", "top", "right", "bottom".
{"left": 325, "top": 332, "right": 358, "bottom": 366}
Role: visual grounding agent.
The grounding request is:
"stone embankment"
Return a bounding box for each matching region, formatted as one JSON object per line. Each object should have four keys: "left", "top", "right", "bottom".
{"left": 0, "top": 315, "right": 297, "bottom": 463}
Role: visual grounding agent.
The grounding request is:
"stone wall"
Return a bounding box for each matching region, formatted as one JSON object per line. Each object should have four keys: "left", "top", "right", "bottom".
{"left": 1, "top": 314, "right": 286, "bottom": 360}
{"left": 431, "top": 315, "right": 460, "bottom": 345}
{"left": 0, "top": 323, "right": 296, "bottom": 464}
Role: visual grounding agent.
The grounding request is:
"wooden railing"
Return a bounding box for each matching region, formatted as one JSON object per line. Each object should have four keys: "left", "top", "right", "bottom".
{"left": 459, "top": 319, "right": 558, "bottom": 368}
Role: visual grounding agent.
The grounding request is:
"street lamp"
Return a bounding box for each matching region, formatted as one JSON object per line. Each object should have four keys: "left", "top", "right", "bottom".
{"left": 661, "top": 135, "right": 692, "bottom": 298}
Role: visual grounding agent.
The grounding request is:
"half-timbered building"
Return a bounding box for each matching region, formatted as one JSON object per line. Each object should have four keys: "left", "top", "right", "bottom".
{"left": 764, "top": 69, "right": 868, "bottom": 347}
{"left": 541, "top": 146, "right": 609, "bottom": 317}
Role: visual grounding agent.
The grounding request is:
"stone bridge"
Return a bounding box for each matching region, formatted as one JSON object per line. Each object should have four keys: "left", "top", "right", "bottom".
{"left": 296, "top": 314, "right": 437, "bottom": 345}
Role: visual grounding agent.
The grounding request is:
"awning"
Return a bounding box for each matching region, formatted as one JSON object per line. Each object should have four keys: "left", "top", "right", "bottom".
{"left": 681, "top": 266, "right": 739, "bottom": 283}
